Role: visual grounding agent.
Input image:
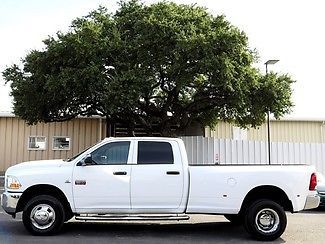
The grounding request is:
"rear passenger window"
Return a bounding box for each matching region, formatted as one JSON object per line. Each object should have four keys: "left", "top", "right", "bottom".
{"left": 137, "top": 141, "right": 174, "bottom": 164}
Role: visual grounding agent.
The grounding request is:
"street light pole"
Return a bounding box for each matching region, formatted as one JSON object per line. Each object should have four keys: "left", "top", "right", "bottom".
{"left": 264, "top": 59, "right": 279, "bottom": 165}
{"left": 267, "top": 108, "right": 271, "bottom": 165}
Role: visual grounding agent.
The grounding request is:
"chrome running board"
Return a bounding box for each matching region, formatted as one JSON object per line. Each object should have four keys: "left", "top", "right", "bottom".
{"left": 75, "top": 214, "right": 190, "bottom": 221}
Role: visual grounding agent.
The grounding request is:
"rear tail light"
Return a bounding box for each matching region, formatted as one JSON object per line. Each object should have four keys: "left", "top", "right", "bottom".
{"left": 309, "top": 173, "right": 317, "bottom": 191}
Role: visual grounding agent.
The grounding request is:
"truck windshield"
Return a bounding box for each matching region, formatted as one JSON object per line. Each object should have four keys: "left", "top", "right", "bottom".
{"left": 65, "top": 146, "right": 92, "bottom": 162}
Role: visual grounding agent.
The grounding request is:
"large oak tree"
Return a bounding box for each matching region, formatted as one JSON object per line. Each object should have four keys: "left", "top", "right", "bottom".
{"left": 3, "top": 0, "right": 294, "bottom": 136}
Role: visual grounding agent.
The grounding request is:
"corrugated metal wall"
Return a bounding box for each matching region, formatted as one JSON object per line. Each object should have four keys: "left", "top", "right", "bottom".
{"left": 1, "top": 115, "right": 325, "bottom": 172}
{"left": 181, "top": 136, "right": 325, "bottom": 174}
{"left": 0, "top": 117, "right": 103, "bottom": 172}
{"left": 205, "top": 121, "right": 233, "bottom": 139}
{"left": 205, "top": 120, "right": 325, "bottom": 143}
{"left": 248, "top": 121, "right": 323, "bottom": 143}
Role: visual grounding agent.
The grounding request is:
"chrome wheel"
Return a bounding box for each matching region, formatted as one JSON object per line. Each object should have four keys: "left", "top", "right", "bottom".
{"left": 30, "top": 204, "right": 56, "bottom": 230}
{"left": 255, "top": 208, "right": 279, "bottom": 234}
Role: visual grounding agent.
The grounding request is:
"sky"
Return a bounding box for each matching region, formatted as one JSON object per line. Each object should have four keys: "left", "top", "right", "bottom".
{"left": 1, "top": 0, "right": 325, "bottom": 118}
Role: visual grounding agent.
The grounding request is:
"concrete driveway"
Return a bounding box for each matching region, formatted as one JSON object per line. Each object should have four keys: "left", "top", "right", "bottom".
{"left": 0, "top": 210, "right": 325, "bottom": 244}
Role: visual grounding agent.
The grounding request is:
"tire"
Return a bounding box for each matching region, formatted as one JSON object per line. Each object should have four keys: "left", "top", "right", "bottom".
{"left": 244, "top": 199, "right": 287, "bottom": 241}
{"left": 224, "top": 214, "right": 243, "bottom": 225}
{"left": 22, "top": 195, "right": 65, "bottom": 235}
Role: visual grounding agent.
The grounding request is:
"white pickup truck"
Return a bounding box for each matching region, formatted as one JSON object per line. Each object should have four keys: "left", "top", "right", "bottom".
{"left": 1, "top": 137, "right": 320, "bottom": 241}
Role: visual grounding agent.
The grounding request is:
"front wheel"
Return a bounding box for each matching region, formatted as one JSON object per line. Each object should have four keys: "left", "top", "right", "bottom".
{"left": 22, "top": 195, "right": 65, "bottom": 235}
{"left": 244, "top": 199, "right": 287, "bottom": 241}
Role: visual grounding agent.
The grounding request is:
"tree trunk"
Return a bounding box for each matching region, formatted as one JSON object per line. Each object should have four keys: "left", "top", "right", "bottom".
{"left": 111, "top": 123, "right": 116, "bottom": 137}
{"left": 127, "top": 122, "right": 135, "bottom": 137}
{"left": 106, "top": 116, "right": 116, "bottom": 137}
{"left": 106, "top": 116, "right": 110, "bottom": 137}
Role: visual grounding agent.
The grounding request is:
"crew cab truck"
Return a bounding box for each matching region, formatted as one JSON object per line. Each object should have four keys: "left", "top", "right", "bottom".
{"left": 1, "top": 137, "right": 320, "bottom": 241}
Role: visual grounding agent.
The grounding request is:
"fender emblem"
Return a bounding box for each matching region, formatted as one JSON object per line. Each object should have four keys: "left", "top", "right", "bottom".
{"left": 75, "top": 180, "right": 86, "bottom": 185}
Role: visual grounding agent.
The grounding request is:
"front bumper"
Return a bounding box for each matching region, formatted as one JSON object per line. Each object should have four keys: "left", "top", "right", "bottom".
{"left": 1, "top": 191, "right": 22, "bottom": 215}
{"left": 304, "top": 194, "right": 320, "bottom": 210}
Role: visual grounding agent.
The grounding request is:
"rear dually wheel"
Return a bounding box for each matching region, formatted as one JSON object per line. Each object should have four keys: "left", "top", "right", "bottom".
{"left": 244, "top": 199, "right": 287, "bottom": 241}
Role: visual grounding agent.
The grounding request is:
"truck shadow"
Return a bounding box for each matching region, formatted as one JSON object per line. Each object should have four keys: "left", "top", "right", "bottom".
{"left": 61, "top": 221, "right": 285, "bottom": 243}
{"left": 0, "top": 214, "right": 285, "bottom": 243}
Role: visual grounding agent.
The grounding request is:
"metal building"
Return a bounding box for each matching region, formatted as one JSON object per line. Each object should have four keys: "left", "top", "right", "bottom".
{"left": 0, "top": 112, "right": 105, "bottom": 172}
{"left": 1, "top": 112, "right": 324, "bottom": 172}
{"left": 206, "top": 118, "right": 325, "bottom": 143}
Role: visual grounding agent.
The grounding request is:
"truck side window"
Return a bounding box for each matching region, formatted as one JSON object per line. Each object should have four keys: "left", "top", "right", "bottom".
{"left": 91, "top": 141, "right": 130, "bottom": 165}
{"left": 137, "top": 141, "right": 174, "bottom": 164}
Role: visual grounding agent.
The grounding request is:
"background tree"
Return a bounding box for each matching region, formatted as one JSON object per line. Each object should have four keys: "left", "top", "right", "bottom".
{"left": 2, "top": 0, "right": 294, "bottom": 136}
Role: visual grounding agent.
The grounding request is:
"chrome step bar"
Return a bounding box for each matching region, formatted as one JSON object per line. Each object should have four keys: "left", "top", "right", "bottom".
{"left": 75, "top": 214, "right": 190, "bottom": 221}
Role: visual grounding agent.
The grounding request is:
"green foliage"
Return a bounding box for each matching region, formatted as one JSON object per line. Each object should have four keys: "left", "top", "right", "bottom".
{"left": 2, "top": 0, "right": 294, "bottom": 135}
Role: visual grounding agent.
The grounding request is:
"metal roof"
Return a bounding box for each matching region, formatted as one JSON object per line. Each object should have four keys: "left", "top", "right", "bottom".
{"left": 0, "top": 111, "right": 15, "bottom": 117}
{"left": 2, "top": 111, "right": 325, "bottom": 122}
{"left": 0, "top": 111, "right": 104, "bottom": 119}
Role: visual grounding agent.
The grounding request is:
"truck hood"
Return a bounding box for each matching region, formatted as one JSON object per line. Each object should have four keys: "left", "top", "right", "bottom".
{"left": 6, "top": 159, "right": 65, "bottom": 175}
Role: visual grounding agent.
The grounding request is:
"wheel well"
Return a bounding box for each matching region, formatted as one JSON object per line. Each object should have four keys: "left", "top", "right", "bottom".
{"left": 16, "top": 184, "right": 73, "bottom": 217}
{"left": 240, "top": 185, "right": 293, "bottom": 213}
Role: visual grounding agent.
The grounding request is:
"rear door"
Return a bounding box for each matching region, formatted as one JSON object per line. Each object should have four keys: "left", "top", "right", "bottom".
{"left": 130, "top": 140, "right": 185, "bottom": 212}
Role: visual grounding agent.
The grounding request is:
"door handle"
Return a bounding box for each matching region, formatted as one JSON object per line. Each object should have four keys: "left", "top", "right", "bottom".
{"left": 113, "top": 171, "right": 127, "bottom": 175}
{"left": 166, "top": 171, "right": 180, "bottom": 175}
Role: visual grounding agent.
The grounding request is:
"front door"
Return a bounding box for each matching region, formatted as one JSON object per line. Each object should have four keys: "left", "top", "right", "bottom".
{"left": 73, "top": 141, "right": 132, "bottom": 213}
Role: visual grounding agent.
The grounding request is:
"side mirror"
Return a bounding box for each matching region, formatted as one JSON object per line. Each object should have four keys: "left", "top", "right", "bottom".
{"left": 84, "top": 155, "right": 93, "bottom": 165}
{"left": 77, "top": 154, "right": 93, "bottom": 166}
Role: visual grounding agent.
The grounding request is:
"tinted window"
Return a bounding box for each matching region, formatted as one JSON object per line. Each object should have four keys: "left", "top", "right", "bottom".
{"left": 137, "top": 141, "right": 174, "bottom": 164}
{"left": 91, "top": 141, "right": 130, "bottom": 165}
